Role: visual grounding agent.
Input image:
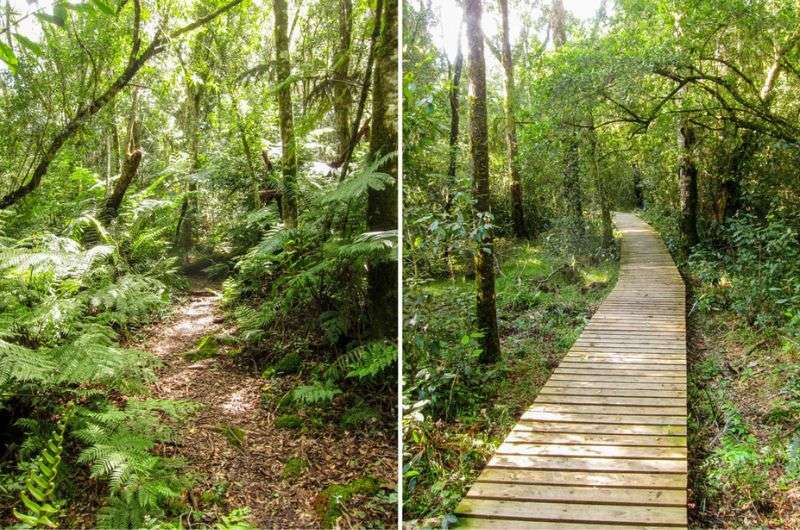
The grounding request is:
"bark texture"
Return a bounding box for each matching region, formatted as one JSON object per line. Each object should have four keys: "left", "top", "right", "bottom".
{"left": 678, "top": 119, "right": 699, "bottom": 251}
{"left": 499, "top": 0, "right": 526, "bottom": 238}
{"left": 366, "top": 0, "right": 397, "bottom": 339}
{"left": 273, "top": 0, "right": 298, "bottom": 227}
{"left": 333, "top": 0, "right": 353, "bottom": 159}
{"left": 466, "top": 0, "right": 500, "bottom": 363}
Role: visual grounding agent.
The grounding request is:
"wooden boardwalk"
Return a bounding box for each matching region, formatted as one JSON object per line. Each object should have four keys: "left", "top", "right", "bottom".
{"left": 456, "top": 212, "right": 687, "bottom": 529}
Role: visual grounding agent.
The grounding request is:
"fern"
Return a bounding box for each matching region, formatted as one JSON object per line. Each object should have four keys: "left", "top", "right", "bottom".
{"left": 322, "top": 153, "right": 396, "bottom": 204}
{"left": 73, "top": 399, "right": 196, "bottom": 528}
{"left": 345, "top": 342, "right": 397, "bottom": 380}
{"left": 291, "top": 381, "right": 343, "bottom": 406}
{"left": 215, "top": 507, "right": 257, "bottom": 530}
{"left": 0, "top": 339, "right": 53, "bottom": 387}
{"left": 13, "top": 408, "right": 73, "bottom": 528}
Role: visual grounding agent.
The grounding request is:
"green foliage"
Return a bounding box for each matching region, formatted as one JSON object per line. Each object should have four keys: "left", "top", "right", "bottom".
{"left": 73, "top": 399, "right": 198, "bottom": 528}
{"left": 274, "top": 415, "right": 303, "bottom": 430}
{"left": 281, "top": 457, "right": 309, "bottom": 480}
{"left": 687, "top": 214, "right": 800, "bottom": 333}
{"left": 291, "top": 381, "right": 343, "bottom": 406}
{"left": 185, "top": 335, "right": 220, "bottom": 361}
{"left": 216, "top": 424, "right": 246, "bottom": 449}
{"left": 272, "top": 351, "right": 302, "bottom": 375}
{"left": 316, "top": 477, "right": 380, "bottom": 527}
{"left": 215, "top": 507, "right": 257, "bottom": 530}
{"left": 13, "top": 409, "right": 72, "bottom": 528}
{"left": 339, "top": 403, "right": 380, "bottom": 431}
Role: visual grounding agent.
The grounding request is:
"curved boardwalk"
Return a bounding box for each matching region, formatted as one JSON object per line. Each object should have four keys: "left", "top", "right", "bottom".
{"left": 456, "top": 212, "right": 687, "bottom": 529}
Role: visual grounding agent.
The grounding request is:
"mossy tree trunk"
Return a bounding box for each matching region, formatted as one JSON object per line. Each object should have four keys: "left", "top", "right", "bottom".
{"left": 552, "top": 0, "right": 584, "bottom": 236}
{"left": 273, "top": 0, "right": 298, "bottom": 228}
{"left": 632, "top": 163, "right": 644, "bottom": 209}
{"left": 100, "top": 91, "right": 142, "bottom": 223}
{"left": 333, "top": 0, "right": 353, "bottom": 160}
{"left": 678, "top": 119, "right": 699, "bottom": 253}
{"left": 444, "top": 24, "right": 463, "bottom": 213}
{"left": 466, "top": 0, "right": 500, "bottom": 363}
{"left": 499, "top": 0, "right": 526, "bottom": 238}
{"left": 366, "top": 0, "right": 397, "bottom": 339}
{"left": 588, "top": 125, "right": 613, "bottom": 248}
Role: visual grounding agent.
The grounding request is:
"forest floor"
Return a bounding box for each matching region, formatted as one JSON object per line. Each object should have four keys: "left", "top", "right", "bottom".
{"left": 686, "top": 305, "right": 800, "bottom": 529}
{"left": 133, "top": 277, "right": 396, "bottom": 528}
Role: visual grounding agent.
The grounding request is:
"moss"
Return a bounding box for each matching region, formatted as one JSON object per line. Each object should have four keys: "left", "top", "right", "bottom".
{"left": 184, "top": 334, "right": 219, "bottom": 360}
{"left": 282, "top": 457, "right": 308, "bottom": 480}
{"left": 273, "top": 351, "right": 302, "bottom": 374}
{"left": 216, "top": 424, "right": 246, "bottom": 448}
{"left": 339, "top": 404, "right": 379, "bottom": 431}
{"left": 315, "top": 477, "right": 379, "bottom": 527}
{"left": 274, "top": 414, "right": 303, "bottom": 429}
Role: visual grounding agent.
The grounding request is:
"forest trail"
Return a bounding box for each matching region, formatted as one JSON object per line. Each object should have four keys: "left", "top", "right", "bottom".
{"left": 137, "top": 280, "right": 393, "bottom": 527}
{"left": 455, "top": 213, "right": 688, "bottom": 529}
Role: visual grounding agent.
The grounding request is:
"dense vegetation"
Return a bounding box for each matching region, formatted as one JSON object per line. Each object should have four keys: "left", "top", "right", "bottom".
{"left": 0, "top": 0, "right": 398, "bottom": 527}
{"left": 402, "top": 0, "right": 800, "bottom": 527}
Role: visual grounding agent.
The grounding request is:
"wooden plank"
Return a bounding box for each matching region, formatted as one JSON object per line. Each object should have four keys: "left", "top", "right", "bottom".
{"left": 526, "top": 404, "right": 686, "bottom": 416}
{"left": 543, "top": 380, "right": 685, "bottom": 390}
{"left": 520, "top": 411, "right": 686, "bottom": 425}
{"left": 466, "top": 482, "right": 686, "bottom": 506}
{"left": 514, "top": 422, "right": 687, "bottom": 436}
{"left": 505, "top": 431, "right": 686, "bottom": 447}
{"left": 456, "top": 516, "right": 684, "bottom": 529}
{"left": 535, "top": 394, "right": 685, "bottom": 407}
{"left": 496, "top": 442, "right": 687, "bottom": 459}
{"left": 456, "top": 498, "right": 687, "bottom": 526}
{"left": 540, "top": 386, "right": 686, "bottom": 398}
{"left": 476, "top": 468, "right": 687, "bottom": 488}
{"left": 550, "top": 374, "right": 685, "bottom": 384}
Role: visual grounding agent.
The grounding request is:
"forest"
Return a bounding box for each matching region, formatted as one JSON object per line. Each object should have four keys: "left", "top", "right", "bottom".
{"left": 402, "top": 0, "right": 800, "bottom": 528}
{"left": 0, "top": 0, "right": 398, "bottom": 527}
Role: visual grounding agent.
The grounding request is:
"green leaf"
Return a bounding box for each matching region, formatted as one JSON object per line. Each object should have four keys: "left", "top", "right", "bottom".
{"left": 20, "top": 491, "right": 42, "bottom": 514}
{"left": 35, "top": 13, "right": 65, "bottom": 27}
{"left": 13, "top": 34, "right": 44, "bottom": 56}
{"left": 89, "top": 0, "right": 116, "bottom": 16}
{"left": 53, "top": 3, "right": 68, "bottom": 22}
{"left": 12, "top": 508, "right": 40, "bottom": 526}
{"left": 0, "top": 42, "right": 18, "bottom": 74}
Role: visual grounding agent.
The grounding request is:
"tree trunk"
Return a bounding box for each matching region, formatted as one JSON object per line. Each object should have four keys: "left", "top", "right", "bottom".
{"left": 333, "top": 0, "right": 352, "bottom": 159}
{"left": 337, "top": 0, "right": 383, "bottom": 182}
{"left": 273, "top": 0, "right": 298, "bottom": 227}
{"left": 678, "top": 119, "right": 699, "bottom": 252}
{"left": 100, "top": 149, "right": 142, "bottom": 224}
{"left": 499, "top": 0, "right": 526, "bottom": 238}
{"left": 552, "top": 0, "right": 583, "bottom": 236}
{"left": 444, "top": 25, "right": 463, "bottom": 213}
{"left": 588, "top": 127, "right": 613, "bottom": 248}
{"left": 99, "top": 91, "right": 142, "bottom": 225}
{"left": 177, "top": 88, "right": 201, "bottom": 252}
{"left": 632, "top": 163, "right": 644, "bottom": 209}
{"left": 466, "top": 0, "right": 500, "bottom": 363}
{"left": 366, "top": 0, "right": 397, "bottom": 339}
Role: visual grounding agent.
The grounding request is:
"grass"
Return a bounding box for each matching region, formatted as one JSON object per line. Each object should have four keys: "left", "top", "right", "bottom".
{"left": 687, "top": 307, "right": 800, "bottom": 528}
{"left": 402, "top": 236, "right": 619, "bottom": 525}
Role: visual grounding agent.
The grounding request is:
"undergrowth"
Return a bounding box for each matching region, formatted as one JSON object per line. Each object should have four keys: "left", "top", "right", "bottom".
{"left": 0, "top": 207, "right": 199, "bottom": 527}
{"left": 402, "top": 219, "right": 618, "bottom": 525}
{"left": 642, "top": 207, "right": 800, "bottom": 528}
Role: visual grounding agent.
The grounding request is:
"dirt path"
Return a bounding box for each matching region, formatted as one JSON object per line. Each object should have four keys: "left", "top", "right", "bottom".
{"left": 140, "top": 284, "right": 396, "bottom": 528}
